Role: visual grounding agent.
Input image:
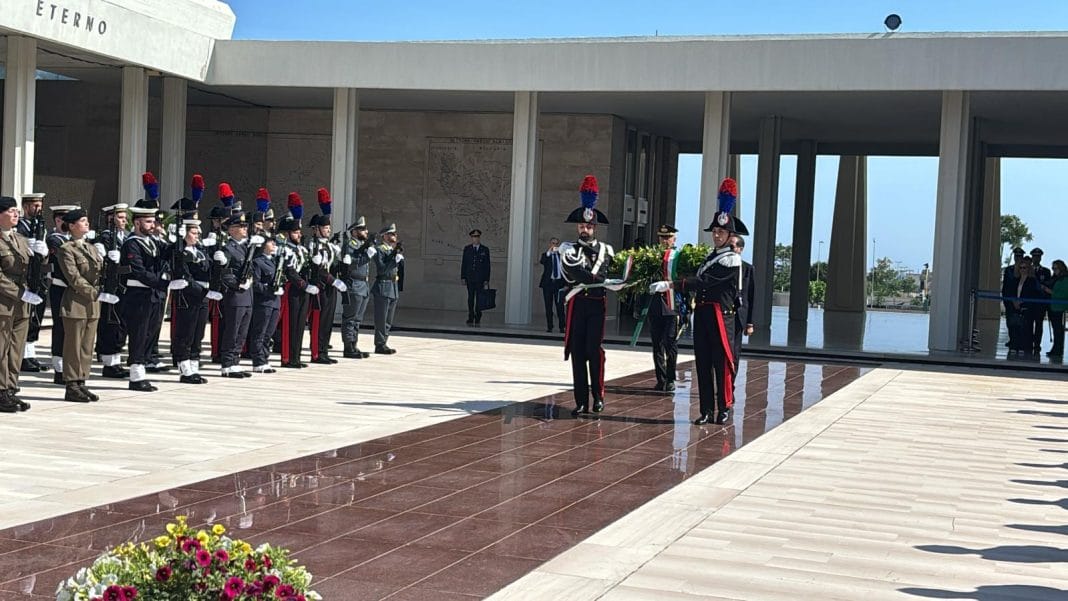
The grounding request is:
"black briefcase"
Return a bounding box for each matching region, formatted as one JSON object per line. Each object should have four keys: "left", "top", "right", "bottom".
{"left": 477, "top": 288, "right": 497, "bottom": 311}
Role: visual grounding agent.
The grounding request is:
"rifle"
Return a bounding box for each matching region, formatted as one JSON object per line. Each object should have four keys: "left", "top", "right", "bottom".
{"left": 170, "top": 223, "right": 188, "bottom": 308}
{"left": 237, "top": 237, "right": 259, "bottom": 292}
{"left": 26, "top": 215, "right": 48, "bottom": 325}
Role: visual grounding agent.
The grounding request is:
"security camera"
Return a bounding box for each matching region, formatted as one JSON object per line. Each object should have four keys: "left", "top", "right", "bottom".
{"left": 884, "top": 14, "right": 902, "bottom": 31}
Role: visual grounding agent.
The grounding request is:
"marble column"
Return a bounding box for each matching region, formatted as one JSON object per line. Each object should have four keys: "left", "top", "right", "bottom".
{"left": 160, "top": 77, "right": 188, "bottom": 206}
{"left": 698, "top": 92, "right": 731, "bottom": 245}
{"left": 976, "top": 157, "right": 1002, "bottom": 355}
{"left": 1, "top": 36, "right": 37, "bottom": 200}
{"left": 749, "top": 116, "right": 782, "bottom": 346}
{"left": 330, "top": 88, "right": 360, "bottom": 228}
{"left": 929, "top": 91, "right": 972, "bottom": 352}
{"left": 505, "top": 91, "right": 539, "bottom": 325}
{"left": 787, "top": 141, "right": 817, "bottom": 346}
{"left": 823, "top": 156, "right": 868, "bottom": 350}
{"left": 119, "top": 67, "right": 149, "bottom": 207}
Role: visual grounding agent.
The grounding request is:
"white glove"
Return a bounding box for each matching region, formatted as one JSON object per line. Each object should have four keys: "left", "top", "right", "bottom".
{"left": 86, "top": 230, "right": 96, "bottom": 241}
{"left": 167, "top": 279, "right": 188, "bottom": 291}
{"left": 365, "top": 247, "right": 377, "bottom": 258}
{"left": 206, "top": 290, "right": 224, "bottom": 301}
{"left": 274, "top": 288, "right": 285, "bottom": 296}
{"left": 311, "top": 253, "right": 323, "bottom": 265}
{"left": 30, "top": 240, "right": 48, "bottom": 256}
{"left": 20, "top": 290, "right": 43, "bottom": 305}
{"left": 342, "top": 254, "right": 352, "bottom": 265}
{"left": 93, "top": 243, "right": 106, "bottom": 258}
{"left": 167, "top": 234, "right": 177, "bottom": 243}
{"left": 239, "top": 278, "right": 252, "bottom": 290}
{"left": 250, "top": 235, "right": 265, "bottom": 247}
{"left": 332, "top": 280, "right": 348, "bottom": 292}
{"left": 97, "top": 292, "right": 120, "bottom": 305}
{"left": 305, "top": 284, "right": 320, "bottom": 295}
{"left": 161, "top": 272, "right": 170, "bottom": 281}
{"left": 167, "top": 223, "right": 177, "bottom": 235}
{"left": 396, "top": 253, "right": 404, "bottom": 262}
{"left": 202, "top": 237, "right": 217, "bottom": 248}
{"left": 213, "top": 250, "right": 228, "bottom": 265}
{"left": 649, "top": 281, "right": 672, "bottom": 293}
{"left": 107, "top": 250, "right": 120, "bottom": 263}
{"left": 604, "top": 278, "right": 626, "bottom": 292}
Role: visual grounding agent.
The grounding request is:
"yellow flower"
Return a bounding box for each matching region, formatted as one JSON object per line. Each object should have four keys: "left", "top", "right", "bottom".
{"left": 212, "top": 524, "right": 226, "bottom": 536}
{"left": 165, "top": 523, "right": 177, "bottom": 535}
{"left": 196, "top": 530, "right": 209, "bottom": 544}
{"left": 154, "top": 536, "right": 170, "bottom": 548}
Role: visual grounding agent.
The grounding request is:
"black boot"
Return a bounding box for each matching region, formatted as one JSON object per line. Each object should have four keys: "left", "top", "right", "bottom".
{"left": 343, "top": 342, "right": 362, "bottom": 359}
{"left": 715, "top": 409, "right": 732, "bottom": 425}
{"left": 694, "top": 413, "right": 712, "bottom": 425}
{"left": 53, "top": 372, "right": 65, "bottom": 385}
{"left": 571, "top": 403, "right": 588, "bottom": 417}
{"left": 0, "top": 392, "right": 18, "bottom": 413}
{"left": 5, "top": 390, "right": 29, "bottom": 412}
{"left": 78, "top": 382, "right": 100, "bottom": 402}
{"left": 592, "top": 396, "right": 604, "bottom": 413}
{"left": 64, "top": 384, "right": 92, "bottom": 403}
{"left": 102, "top": 365, "right": 129, "bottom": 379}
{"left": 129, "top": 380, "right": 158, "bottom": 392}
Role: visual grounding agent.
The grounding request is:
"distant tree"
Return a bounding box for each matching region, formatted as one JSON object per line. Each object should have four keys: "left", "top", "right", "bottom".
{"left": 773, "top": 243, "right": 792, "bottom": 292}
{"left": 809, "top": 261, "right": 828, "bottom": 284}
{"left": 809, "top": 280, "right": 826, "bottom": 306}
{"left": 868, "top": 257, "right": 917, "bottom": 305}
{"left": 1000, "top": 214, "right": 1034, "bottom": 265}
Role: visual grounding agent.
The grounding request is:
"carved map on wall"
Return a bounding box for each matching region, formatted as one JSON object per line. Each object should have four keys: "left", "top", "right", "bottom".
{"left": 423, "top": 137, "right": 511, "bottom": 258}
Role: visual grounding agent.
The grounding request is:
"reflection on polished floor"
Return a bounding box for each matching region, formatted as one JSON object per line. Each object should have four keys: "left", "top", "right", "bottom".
{"left": 0, "top": 359, "right": 865, "bottom": 600}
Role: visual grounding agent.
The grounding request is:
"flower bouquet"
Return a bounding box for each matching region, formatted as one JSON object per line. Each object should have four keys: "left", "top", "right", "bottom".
{"left": 55, "top": 516, "right": 321, "bottom": 601}
{"left": 609, "top": 243, "right": 712, "bottom": 304}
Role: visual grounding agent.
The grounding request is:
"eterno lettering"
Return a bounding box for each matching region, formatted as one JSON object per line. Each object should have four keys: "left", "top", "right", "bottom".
{"left": 33, "top": 0, "right": 108, "bottom": 36}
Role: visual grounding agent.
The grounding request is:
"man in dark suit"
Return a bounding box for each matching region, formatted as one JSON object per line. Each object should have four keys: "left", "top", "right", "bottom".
{"left": 460, "top": 228, "right": 491, "bottom": 325}
{"left": 538, "top": 237, "right": 565, "bottom": 332}
{"left": 730, "top": 235, "right": 755, "bottom": 370}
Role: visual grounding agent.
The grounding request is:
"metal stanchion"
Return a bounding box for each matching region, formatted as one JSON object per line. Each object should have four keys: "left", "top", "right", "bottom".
{"left": 961, "top": 288, "right": 981, "bottom": 353}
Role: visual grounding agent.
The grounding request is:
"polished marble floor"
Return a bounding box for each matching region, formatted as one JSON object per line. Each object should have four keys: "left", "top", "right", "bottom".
{"left": 0, "top": 359, "right": 865, "bottom": 600}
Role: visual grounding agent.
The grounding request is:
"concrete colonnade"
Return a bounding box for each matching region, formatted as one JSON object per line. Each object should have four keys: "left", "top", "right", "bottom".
{"left": 1, "top": 36, "right": 37, "bottom": 200}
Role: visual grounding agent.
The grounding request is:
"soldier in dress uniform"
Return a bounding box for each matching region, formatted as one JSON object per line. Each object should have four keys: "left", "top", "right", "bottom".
{"left": 46, "top": 204, "right": 79, "bottom": 384}
{"left": 648, "top": 224, "right": 681, "bottom": 392}
{"left": 249, "top": 236, "right": 283, "bottom": 373}
{"left": 206, "top": 192, "right": 233, "bottom": 364}
{"left": 55, "top": 209, "right": 108, "bottom": 403}
{"left": 372, "top": 223, "right": 403, "bottom": 355}
{"left": 170, "top": 217, "right": 211, "bottom": 384}
{"left": 306, "top": 189, "right": 347, "bottom": 364}
{"left": 277, "top": 211, "right": 318, "bottom": 368}
{"left": 215, "top": 213, "right": 259, "bottom": 378}
{"left": 17, "top": 192, "right": 48, "bottom": 373}
{"left": 122, "top": 202, "right": 186, "bottom": 392}
{"left": 559, "top": 175, "right": 615, "bottom": 416}
{"left": 0, "top": 196, "right": 43, "bottom": 412}
{"left": 652, "top": 178, "right": 747, "bottom": 425}
{"left": 93, "top": 203, "right": 130, "bottom": 378}
{"left": 461, "top": 229, "right": 491, "bottom": 326}
{"left": 340, "top": 217, "right": 374, "bottom": 359}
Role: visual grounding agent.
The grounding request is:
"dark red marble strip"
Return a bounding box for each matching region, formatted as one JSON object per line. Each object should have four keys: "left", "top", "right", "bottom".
{"left": 0, "top": 359, "right": 866, "bottom": 600}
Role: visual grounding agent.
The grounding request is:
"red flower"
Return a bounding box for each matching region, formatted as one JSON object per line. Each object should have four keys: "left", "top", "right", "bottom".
{"left": 222, "top": 577, "right": 245, "bottom": 599}
{"left": 244, "top": 558, "right": 257, "bottom": 571}
{"left": 262, "top": 554, "right": 272, "bottom": 569}
{"left": 122, "top": 587, "right": 138, "bottom": 600}
{"left": 275, "top": 584, "right": 296, "bottom": 597}
{"left": 155, "top": 565, "right": 172, "bottom": 582}
{"left": 262, "top": 575, "right": 280, "bottom": 590}
{"left": 102, "top": 586, "right": 125, "bottom": 601}
{"left": 214, "top": 549, "right": 230, "bottom": 564}
{"left": 181, "top": 538, "right": 201, "bottom": 553}
{"left": 196, "top": 548, "right": 212, "bottom": 567}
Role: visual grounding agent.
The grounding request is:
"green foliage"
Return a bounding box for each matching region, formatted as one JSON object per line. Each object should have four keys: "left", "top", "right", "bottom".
{"left": 809, "top": 261, "right": 828, "bottom": 284}
{"left": 773, "top": 243, "right": 792, "bottom": 292}
{"left": 809, "top": 280, "right": 826, "bottom": 305}
{"left": 1000, "top": 214, "right": 1033, "bottom": 265}
{"left": 611, "top": 243, "right": 712, "bottom": 305}
{"left": 868, "top": 257, "right": 917, "bottom": 305}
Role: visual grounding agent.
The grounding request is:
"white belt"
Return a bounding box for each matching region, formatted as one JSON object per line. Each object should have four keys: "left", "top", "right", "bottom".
{"left": 126, "top": 280, "right": 148, "bottom": 288}
{"left": 51, "top": 280, "right": 67, "bottom": 288}
{"left": 196, "top": 281, "right": 209, "bottom": 288}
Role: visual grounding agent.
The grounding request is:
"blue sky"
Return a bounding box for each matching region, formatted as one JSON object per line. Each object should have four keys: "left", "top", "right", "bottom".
{"left": 226, "top": 0, "right": 1068, "bottom": 270}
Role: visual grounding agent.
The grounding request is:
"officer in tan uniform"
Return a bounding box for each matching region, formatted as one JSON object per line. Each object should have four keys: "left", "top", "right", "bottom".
{"left": 56, "top": 208, "right": 110, "bottom": 403}
{"left": 0, "top": 196, "right": 44, "bottom": 412}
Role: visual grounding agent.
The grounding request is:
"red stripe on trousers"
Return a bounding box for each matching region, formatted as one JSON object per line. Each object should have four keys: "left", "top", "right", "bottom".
{"left": 280, "top": 284, "right": 291, "bottom": 364}
{"left": 713, "top": 302, "right": 736, "bottom": 409}
{"left": 563, "top": 296, "right": 576, "bottom": 360}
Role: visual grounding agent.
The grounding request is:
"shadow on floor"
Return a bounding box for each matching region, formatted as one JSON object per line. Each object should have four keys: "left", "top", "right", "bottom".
{"left": 1008, "top": 497, "right": 1068, "bottom": 510}
{"left": 1006, "top": 523, "right": 1068, "bottom": 537}
{"left": 1010, "top": 479, "right": 1068, "bottom": 489}
{"left": 915, "top": 544, "right": 1068, "bottom": 563}
{"left": 1015, "top": 462, "right": 1068, "bottom": 469}
{"left": 900, "top": 585, "right": 1068, "bottom": 600}
{"left": 1011, "top": 409, "right": 1068, "bottom": 418}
